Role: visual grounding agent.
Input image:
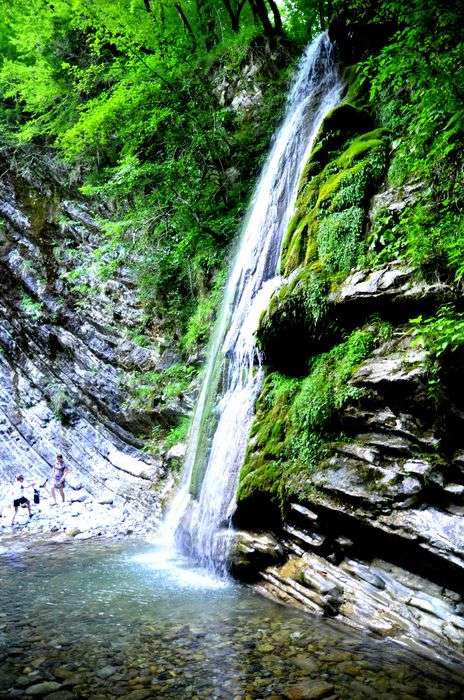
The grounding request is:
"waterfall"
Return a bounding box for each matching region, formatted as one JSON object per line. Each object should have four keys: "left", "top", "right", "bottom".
{"left": 164, "top": 32, "right": 343, "bottom": 572}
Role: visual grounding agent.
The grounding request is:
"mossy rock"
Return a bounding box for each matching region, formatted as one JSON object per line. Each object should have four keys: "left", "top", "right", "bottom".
{"left": 238, "top": 372, "right": 298, "bottom": 503}
{"left": 239, "top": 325, "right": 388, "bottom": 509}
{"left": 279, "top": 55, "right": 387, "bottom": 281}
{"left": 281, "top": 127, "right": 388, "bottom": 277}
{"left": 257, "top": 268, "right": 337, "bottom": 372}
{"left": 307, "top": 104, "right": 374, "bottom": 176}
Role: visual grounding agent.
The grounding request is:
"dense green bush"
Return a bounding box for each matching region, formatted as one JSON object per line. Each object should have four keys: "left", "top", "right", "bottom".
{"left": 361, "top": 0, "right": 464, "bottom": 278}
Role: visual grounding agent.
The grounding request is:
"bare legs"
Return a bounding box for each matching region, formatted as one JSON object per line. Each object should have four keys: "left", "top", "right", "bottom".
{"left": 51, "top": 485, "right": 65, "bottom": 504}
{"left": 11, "top": 500, "right": 31, "bottom": 525}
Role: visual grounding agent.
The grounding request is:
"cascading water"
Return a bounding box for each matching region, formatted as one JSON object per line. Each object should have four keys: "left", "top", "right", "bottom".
{"left": 164, "top": 32, "right": 343, "bottom": 572}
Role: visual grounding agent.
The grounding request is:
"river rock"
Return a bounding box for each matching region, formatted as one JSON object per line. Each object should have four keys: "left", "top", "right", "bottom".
{"left": 228, "top": 530, "right": 285, "bottom": 580}
{"left": 96, "top": 665, "right": 119, "bottom": 679}
{"left": 25, "top": 681, "right": 62, "bottom": 696}
{"left": 119, "top": 690, "right": 152, "bottom": 700}
{"left": 284, "top": 680, "right": 334, "bottom": 699}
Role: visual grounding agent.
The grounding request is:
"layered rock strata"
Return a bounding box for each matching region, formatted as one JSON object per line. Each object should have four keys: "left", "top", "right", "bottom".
{"left": 0, "top": 154, "right": 174, "bottom": 527}
{"left": 234, "top": 264, "right": 464, "bottom": 666}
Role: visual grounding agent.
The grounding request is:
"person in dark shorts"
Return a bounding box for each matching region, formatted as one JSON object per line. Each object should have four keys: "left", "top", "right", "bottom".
{"left": 11, "top": 475, "right": 33, "bottom": 525}
{"left": 51, "top": 453, "right": 69, "bottom": 505}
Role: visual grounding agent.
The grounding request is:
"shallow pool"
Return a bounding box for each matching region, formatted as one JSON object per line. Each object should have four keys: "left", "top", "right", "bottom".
{"left": 0, "top": 539, "right": 462, "bottom": 699}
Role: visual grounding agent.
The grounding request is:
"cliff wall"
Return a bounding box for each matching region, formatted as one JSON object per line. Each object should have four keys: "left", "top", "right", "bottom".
{"left": 0, "top": 151, "right": 174, "bottom": 534}
{"left": 232, "top": 20, "right": 464, "bottom": 666}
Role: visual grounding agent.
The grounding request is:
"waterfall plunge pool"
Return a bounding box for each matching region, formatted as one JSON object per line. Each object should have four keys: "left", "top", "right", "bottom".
{"left": 0, "top": 539, "right": 463, "bottom": 699}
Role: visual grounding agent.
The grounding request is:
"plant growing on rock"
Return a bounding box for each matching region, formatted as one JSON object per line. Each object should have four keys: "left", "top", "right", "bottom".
{"left": 239, "top": 322, "right": 391, "bottom": 506}
{"left": 20, "top": 293, "right": 43, "bottom": 320}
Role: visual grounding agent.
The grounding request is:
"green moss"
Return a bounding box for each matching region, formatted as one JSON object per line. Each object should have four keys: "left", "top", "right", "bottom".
{"left": 316, "top": 206, "right": 365, "bottom": 274}
{"left": 341, "top": 65, "right": 371, "bottom": 113}
{"left": 280, "top": 127, "right": 388, "bottom": 278}
{"left": 239, "top": 323, "right": 392, "bottom": 507}
{"left": 257, "top": 267, "right": 333, "bottom": 368}
{"left": 238, "top": 373, "right": 299, "bottom": 502}
{"left": 337, "top": 130, "right": 386, "bottom": 169}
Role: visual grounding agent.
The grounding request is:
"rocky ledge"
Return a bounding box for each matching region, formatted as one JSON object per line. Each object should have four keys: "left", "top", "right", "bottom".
{"left": 234, "top": 263, "right": 464, "bottom": 669}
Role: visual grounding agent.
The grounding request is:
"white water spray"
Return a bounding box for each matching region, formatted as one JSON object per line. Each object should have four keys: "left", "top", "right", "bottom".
{"left": 164, "top": 33, "right": 343, "bottom": 572}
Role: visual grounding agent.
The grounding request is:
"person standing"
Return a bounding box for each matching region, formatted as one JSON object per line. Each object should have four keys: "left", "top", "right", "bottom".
{"left": 51, "top": 453, "right": 69, "bottom": 505}
{"left": 11, "top": 475, "right": 33, "bottom": 525}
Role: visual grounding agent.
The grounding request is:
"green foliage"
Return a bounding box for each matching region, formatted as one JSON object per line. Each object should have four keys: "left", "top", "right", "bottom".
{"left": 292, "top": 327, "right": 374, "bottom": 429}
{"left": 410, "top": 304, "right": 464, "bottom": 402}
{"left": 239, "top": 322, "right": 391, "bottom": 505}
{"left": 128, "top": 363, "right": 196, "bottom": 410}
{"left": 360, "top": 0, "right": 464, "bottom": 277}
{"left": 49, "top": 384, "right": 74, "bottom": 425}
{"left": 411, "top": 305, "right": 464, "bottom": 360}
{"left": 166, "top": 417, "right": 191, "bottom": 449}
{"left": 316, "top": 206, "right": 364, "bottom": 276}
{"left": 143, "top": 416, "right": 190, "bottom": 459}
{"left": 20, "top": 293, "right": 43, "bottom": 320}
{"left": 182, "top": 269, "right": 226, "bottom": 354}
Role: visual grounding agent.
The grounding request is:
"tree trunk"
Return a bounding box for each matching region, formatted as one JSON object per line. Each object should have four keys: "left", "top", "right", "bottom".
{"left": 196, "top": 0, "right": 218, "bottom": 50}
{"left": 222, "top": 0, "right": 238, "bottom": 31}
{"left": 266, "top": 0, "right": 283, "bottom": 37}
{"left": 175, "top": 3, "right": 197, "bottom": 48}
{"left": 248, "top": 0, "right": 276, "bottom": 46}
{"left": 222, "top": 0, "right": 247, "bottom": 32}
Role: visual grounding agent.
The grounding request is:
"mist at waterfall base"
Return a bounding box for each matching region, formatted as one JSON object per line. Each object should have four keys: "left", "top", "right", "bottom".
{"left": 164, "top": 33, "right": 343, "bottom": 573}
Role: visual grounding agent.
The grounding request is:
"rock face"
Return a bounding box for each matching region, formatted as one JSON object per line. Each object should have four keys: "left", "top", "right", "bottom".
{"left": 330, "top": 260, "right": 454, "bottom": 313}
{"left": 228, "top": 529, "right": 285, "bottom": 580}
{"left": 235, "top": 264, "right": 464, "bottom": 665}
{"left": 232, "top": 35, "right": 464, "bottom": 662}
{"left": 0, "top": 153, "right": 174, "bottom": 528}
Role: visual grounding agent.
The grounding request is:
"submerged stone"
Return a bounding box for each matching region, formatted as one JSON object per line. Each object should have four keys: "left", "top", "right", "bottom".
{"left": 25, "top": 681, "right": 62, "bottom": 696}
{"left": 284, "top": 679, "right": 334, "bottom": 699}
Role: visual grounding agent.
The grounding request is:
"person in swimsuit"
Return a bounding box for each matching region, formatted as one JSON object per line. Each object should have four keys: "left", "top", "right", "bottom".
{"left": 51, "top": 453, "right": 69, "bottom": 505}
{"left": 11, "top": 475, "right": 33, "bottom": 525}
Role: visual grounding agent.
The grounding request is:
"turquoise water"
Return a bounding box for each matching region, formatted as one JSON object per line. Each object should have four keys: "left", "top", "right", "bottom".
{"left": 0, "top": 539, "right": 462, "bottom": 699}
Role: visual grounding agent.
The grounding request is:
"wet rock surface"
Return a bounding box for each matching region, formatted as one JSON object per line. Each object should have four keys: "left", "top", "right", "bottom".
{"left": 330, "top": 261, "right": 454, "bottom": 316}
{"left": 235, "top": 332, "right": 464, "bottom": 666}
{"left": 0, "top": 540, "right": 463, "bottom": 700}
{"left": 239, "top": 265, "right": 464, "bottom": 663}
{"left": 228, "top": 530, "right": 285, "bottom": 580}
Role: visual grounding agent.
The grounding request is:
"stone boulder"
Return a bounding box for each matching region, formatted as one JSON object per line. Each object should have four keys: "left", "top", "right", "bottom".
{"left": 228, "top": 529, "right": 285, "bottom": 580}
